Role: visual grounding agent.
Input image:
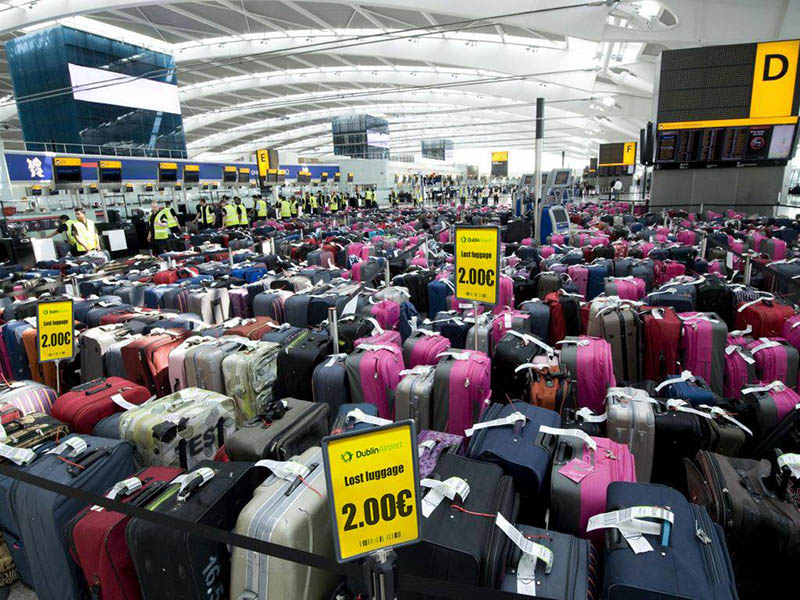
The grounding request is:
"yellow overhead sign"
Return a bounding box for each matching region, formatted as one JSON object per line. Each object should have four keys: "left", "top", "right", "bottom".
{"left": 491, "top": 151, "right": 509, "bottom": 162}
{"left": 455, "top": 225, "right": 500, "bottom": 305}
{"left": 224, "top": 166, "right": 238, "bottom": 172}
{"left": 184, "top": 164, "right": 200, "bottom": 172}
{"left": 323, "top": 421, "right": 421, "bottom": 562}
{"left": 159, "top": 162, "right": 177, "bottom": 170}
{"left": 54, "top": 157, "right": 81, "bottom": 166}
{"left": 256, "top": 149, "right": 273, "bottom": 176}
{"left": 37, "top": 299, "right": 74, "bottom": 363}
{"left": 99, "top": 160, "right": 121, "bottom": 169}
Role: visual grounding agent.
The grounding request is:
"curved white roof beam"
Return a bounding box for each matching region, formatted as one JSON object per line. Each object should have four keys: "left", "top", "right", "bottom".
{"left": 188, "top": 102, "right": 539, "bottom": 151}
{"left": 184, "top": 87, "right": 584, "bottom": 133}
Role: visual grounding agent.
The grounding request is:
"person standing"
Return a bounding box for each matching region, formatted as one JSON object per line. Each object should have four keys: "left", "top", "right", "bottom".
{"left": 234, "top": 197, "right": 248, "bottom": 229}
{"left": 194, "top": 197, "right": 216, "bottom": 230}
{"left": 222, "top": 197, "right": 239, "bottom": 229}
{"left": 252, "top": 194, "right": 268, "bottom": 221}
{"left": 613, "top": 178, "right": 623, "bottom": 201}
{"left": 148, "top": 201, "right": 172, "bottom": 255}
{"left": 279, "top": 195, "right": 292, "bottom": 220}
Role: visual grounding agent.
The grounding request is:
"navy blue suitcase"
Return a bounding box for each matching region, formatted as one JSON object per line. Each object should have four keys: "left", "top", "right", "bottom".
{"left": 519, "top": 299, "right": 550, "bottom": 341}
{"left": 312, "top": 354, "right": 352, "bottom": 424}
{"left": 467, "top": 402, "right": 561, "bottom": 496}
{"left": 398, "top": 301, "right": 419, "bottom": 341}
{"left": 603, "top": 482, "right": 737, "bottom": 600}
{"left": 284, "top": 294, "right": 311, "bottom": 328}
{"left": 647, "top": 286, "right": 696, "bottom": 312}
{"left": 658, "top": 374, "right": 717, "bottom": 407}
{"left": 330, "top": 402, "right": 378, "bottom": 434}
{"left": 10, "top": 435, "right": 136, "bottom": 600}
{"left": 261, "top": 325, "right": 305, "bottom": 345}
{"left": 91, "top": 412, "right": 123, "bottom": 439}
{"left": 586, "top": 264, "right": 610, "bottom": 300}
{"left": 85, "top": 303, "right": 133, "bottom": 327}
{"left": 431, "top": 311, "right": 469, "bottom": 349}
{"left": 427, "top": 279, "right": 453, "bottom": 317}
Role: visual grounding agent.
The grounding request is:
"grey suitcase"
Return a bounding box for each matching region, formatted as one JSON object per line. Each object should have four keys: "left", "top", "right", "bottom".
{"left": 284, "top": 293, "right": 311, "bottom": 328}
{"left": 230, "top": 447, "right": 338, "bottom": 600}
{"left": 79, "top": 324, "right": 134, "bottom": 381}
{"left": 187, "top": 287, "right": 230, "bottom": 325}
{"left": 595, "top": 304, "right": 641, "bottom": 383}
{"left": 225, "top": 398, "right": 329, "bottom": 461}
{"left": 606, "top": 386, "right": 656, "bottom": 482}
{"left": 536, "top": 272, "right": 562, "bottom": 300}
{"left": 184, "top": 336, "right": 250, "bottom": 393}
{"left": 395, "top": 365, "right": 435, "bottom": 430}
{"left": 465, "top": 313, "right": 492, "bottom": 355}
{"left": 105, "top": 336, "right": 141, "bottom": 378}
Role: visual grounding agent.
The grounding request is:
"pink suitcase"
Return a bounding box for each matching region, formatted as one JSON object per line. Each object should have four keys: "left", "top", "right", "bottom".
{"left": 567, "top": 265, "right": 589, "bottom": 299}
{"left": 558, "top": 336, "right": 616, "bottom": 413}
{"left": 490, "top": 309, "right": 530, "bottom": 350}
{"left": 679, "top": 312, "right": 727, "bottom": 396}
{"left": 550, "top": 434, "right": 637, "bottom": 546}
{"left": 365, "top": 299, "right": 400, "bottom": 330}
{"left": 432, "top": 350, "right": 492, "bottom": 436}
{"left": 345, "top": 343, "right": 404, "bottom": 419}
{"left": 724, "top": 344, "right": 756, "bottom": 398}
{"left": 782, "top": 315, "right": 800, "bottom": 351}
{"left": 496, "top": 274, "right": 514, "bottom": 310}
{"left": 355, "top": 329, "right": 402, "bottom": 349}
{"left": 746, "top": 337, "right": 799, "bottom": 389}
{"left": 402, "top": 330, "right": 451, "bottom": 368}
{"left": 168, "top": 337, "right": 215, "bottom": 393}
{"left": 540, "top": 246, "right": 555, "bottom": 259}
{"left": 662, "top": 260, "right": 686, "bottom": 282}
{"left": 410, "top": 256, "right": 428, "bottom": 268}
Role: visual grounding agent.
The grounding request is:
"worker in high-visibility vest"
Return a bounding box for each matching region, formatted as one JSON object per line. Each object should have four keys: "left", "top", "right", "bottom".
{"left": 290, "top": 196, "right": 299, "bottom": 217}
{"left": 234, "top": 197, "right": 248, "bottom": 228}
{"left": 365, "top": 188, "right": 375, "bottom": 208}
{"left": 147, "top": 201, "right": 173, "bottom": 255}
{"left": 253, "top": 194, "right": 268, "bottom": 220}
{"left": 49, "top": 210, "right": 99, "bottom": 255}
{"left": 281, "top": 196, "right": 292, "bottom": 219}
{"left": 309, "top": 192, "right": 319, "bottom": 214}
{"left": 194, "top": 197, "right": 216, "bottom": 230}
{"left": 222, "top": 198, "right": 239, "bottom": 228}
{"left": 329, "top": 193, "right": 339, "bottom": 213}
{"left": 390, "top": 190, "right": 398, "bottom": 207}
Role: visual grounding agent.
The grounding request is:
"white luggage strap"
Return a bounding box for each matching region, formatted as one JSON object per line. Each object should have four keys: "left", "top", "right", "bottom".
{"left": 173, "top": 467, "right": 216, "bottom": 502}
{"left": 423, "top": 315, "right": 464, "bottom": 326}
{"left": 741, "top": 380, "right": 789, "bottom": 395}
{"left": 364, "top": 317, "right": 385, "bottom": 334}
{"left": 678, "top": 313, "right": 720, "bottom": 324}
{"left": 647, "top": 287, "right": 682, "bottom": 296}
{"left": 537, "top": 426, "right": 597, "bottom": 452}
{"left": 47, "top": 437, "right": 88, "bottom": 457}
{"left": 777, "top": 453, "right": 800, "bottom": 478}
{"left": 505, "top": 330, "right": 556, "bottom": 356}
{"left": 586, "top": 506, "right": 675, "bottom": 554}
{"left": 112, "top": 393, "right": 154, "bottom": 411}
{"left": 495, "top": 513, "right": 554, "bottom": 596}
{"left": 728, "top": 325, "right": 753, "bottom": 336}
{"left": 89, "top": 476, "right": 145, "bottom": 512}
{"left": 255, "top": 458, "right": 311, "bottom": 481}
{"left": 437, "top": 350, "right": 475, "bottom": 361}
{"left": 0, "top": 443, "right": 35, "bottom": 466}
{"left": 357, "top": 343, "right": 399, "bottom": 354}
{"left": 399, "top": 365, "right": 435, "bottom": 377}
{"left": 322, "top": 353, "right": 348, "bottom": 368}
{"left": 575, "top": 407, "right": 608, "bottom": 423}
{"left": 696, "top": 405, "right": 753, "bottom": 436}
{"left": 419, "top": 476, "right": 470, "bottom": 517}
{"left": 738, "top": 294, "right": 775, "bottom": 312}
{"left": 654, "top": 370, "right": 696, "bottom": 392}
{"left": 346, "top": 408, "right": 392, "bottom": 427}
{"left": 464, "top": 411, "right": 527, "bottom": 437}
{"left": 750, "top": 338, "right": 782, "bottom": 354}
{"left": 725, "top": 345, "right": 756, "bottom": 365}
{"left": 664, "top": 399, "right": 720, "bottom": 421}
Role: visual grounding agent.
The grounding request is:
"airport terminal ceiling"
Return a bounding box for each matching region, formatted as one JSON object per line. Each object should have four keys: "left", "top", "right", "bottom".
{"left": 0, "top": 0, "right": 799, "bottom": 163}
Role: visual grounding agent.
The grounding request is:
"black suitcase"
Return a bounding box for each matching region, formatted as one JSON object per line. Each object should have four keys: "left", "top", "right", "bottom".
{"left": 503, "top": 219, "right": 532, "bottom": 244}
{"left": 276, "top": 331, "right": 333, "bottom": 401}
{"left": 396, "top": 454, "right": 516, "bottom": 598}
{"left": 335, "top": 314, "right": 377, "bottom": 353}
{"left": 491, "top": 331, "right": 545, "bottom": 403}
{"left": 652, "top": 400, "right": 703, "bottom": 493}
{"left": 749, "top": 407, "right": 800, "bottom": 458}
{"left": 126, "top": 461, "right": 263, "bottom": 600}
{"left": 431, "top": 311, "right": 470, "bottom": 349}
{"left": 312, "top": 354, "right": 351, "bottom": 425}
{"left": 225, "top": 398, "right": 329, "bottom": 461}
{"left": 696, "top": 277, "right": 737, "bottom": 329}
{"left": 394, "top": 270, "right": 434, "bottom": 315}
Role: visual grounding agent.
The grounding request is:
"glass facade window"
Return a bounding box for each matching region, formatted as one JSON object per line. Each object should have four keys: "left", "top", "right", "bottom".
{"left": 331, "top": 114, "right": 390, "bottom": 159}
{"left": 5, "top": 25, "right": 187, "bottom": 158}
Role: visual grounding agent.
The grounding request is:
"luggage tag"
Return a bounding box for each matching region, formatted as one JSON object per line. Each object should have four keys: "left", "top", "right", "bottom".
{"left": 418, "top": 439, "right": 437, "bottom": 457}
{"left": 575, "top": 407, "right": 608, "bottom": 423}
{"left": 90, "top": 476, "right": 145, "bottom": 512}
{"left": 538, "top": 426, "right": 598, "bottom": 453}
{"left": 664, "top": 399, "right": 717, "bottom": 421}
{"left": 464, "top": 412, "right": 527, "bottom": 437}
{"left": 112, "top": 393, "right": 153, "bottom": 411}
{"left": 654, "top": 370, "right": 695, "bottom": 392}
{"left": 586, "top": 506, "right": 675, "bottom": 554}
{"left": 742, "top": 380, "right": 787, "bottom": 396}
{"left": 174, "top": 467, "right": 216, "bottom": 502}
{"left": 777, "top": 453, "right": 800, "bottom": 479}
{"left": 323, "top": 353, "right": 348, "bottom": 368}
{"left": 506, "top": 331, "right": 556, "bottom": 357}
{"left": 725, "top": 345, "right": 756, "bottom": 365}
{"left": 399, "top": 365, "right": 435, "bottom": 377}
{"left": 255, "top": 458, "right": 311, "bottom": 482}
{"left": 697, "top": 405, "right": 753, "bottom": 436}
{"left": 364, "top": 317, "right": 385, "bottom": 334}
{"left": 559, "top": 459, "right": 594, "bottom": 483}
{"left": 737, "top": 293, "right": 775, "bottom": 312}
{"left": 47, "top": 437, "right": 88, "bottom": 457}
{"left": 419, "top": 476, "right": 470, "bottom": 518}
{"left": 0, "top": 442, "right": 35, "bottom": 466}
{"left": 495, "top": 513, "right": 554, "bottom": 597}
{"left": 346, "top": 408, "right": 392, "bottom": 427}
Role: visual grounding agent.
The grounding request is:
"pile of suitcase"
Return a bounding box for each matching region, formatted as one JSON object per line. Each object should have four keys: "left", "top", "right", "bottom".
{"left": 0, "top": 202, "right": 799, "bottom": 599}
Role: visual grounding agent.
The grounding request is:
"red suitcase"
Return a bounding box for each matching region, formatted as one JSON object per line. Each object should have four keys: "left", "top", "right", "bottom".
{"left": 52, "top": 377, "right": 151, "bottom": 434}
{"left": 735, "top": 296, "right": 796, "bottom": 338}
{"left": 224, "top": 316, "right": 279, "bottom": 340}
{"left": 641, "top": 306, "right": 682, "bottom": 381}
{"left": 66, "top": 467, "right": 183, "bottom": 600}
{"left": 0, "top": 401, "right": 22, "bottom": 424}
{"left": 121, "top": 330, "right": 190, "bottom": 395}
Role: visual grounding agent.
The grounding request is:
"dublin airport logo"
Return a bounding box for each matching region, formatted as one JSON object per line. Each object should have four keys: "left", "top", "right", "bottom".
{"left": 341, "top": 451, "right": 353, "bottom": 463}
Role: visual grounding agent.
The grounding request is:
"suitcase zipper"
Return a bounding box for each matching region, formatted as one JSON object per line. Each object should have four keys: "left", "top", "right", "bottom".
{"left": 693, "top": 505, "right": 721, "bottom": 584}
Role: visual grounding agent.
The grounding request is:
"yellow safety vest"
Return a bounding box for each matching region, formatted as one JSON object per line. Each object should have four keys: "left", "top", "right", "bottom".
{"left": 310, "top": 195, "right": 317, "bottom": 209}
{"left": 153, "top": 208, "right": 172, "bottom": 240}
{"left": 236, "top": 204, "right": 249, "bottom": 226}
{"left": 280, "top": 200, "right": 292, "bottom": 218}
{"left": 290, "top": 200, "right": 298, "bottom": 216}
{"left": 64, "top": 220, "right": 79, "bottom": 247}
{"left": 330, "top": 196, "right": 338, "bottom": 212}
{"left": 255, "top": 199, "right": 267, "bottom": 218}
{"left": 200, "top": 205, "right": 215, "bottom": 224}
{"left": 366, "top": 190, "right": 374, "bottom": 202}
{"left": 71, "top": 219, "right": 99, "bottom": 251}
{"left": 223, "top": 204, "right": 239, "bottom": 227}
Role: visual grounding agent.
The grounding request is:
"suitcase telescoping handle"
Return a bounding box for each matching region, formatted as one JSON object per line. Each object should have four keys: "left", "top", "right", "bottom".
{"left": 72, "top": 378, "right": 109, "bottom": 394}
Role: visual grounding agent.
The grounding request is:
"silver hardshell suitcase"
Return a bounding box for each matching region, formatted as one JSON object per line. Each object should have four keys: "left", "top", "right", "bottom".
{"left": 230, "top": 447, "right": 337, "bottom": 600}
{"left": 605, "top": 386, "right": 656, "bottom": 482}
{"left": 395, "top": 365, "right": 435, "bottom": 430}
{"left": 187, "top": 288, "right": 230, "bottom": 325}
{"left": 184, "top": 336, "right": 250, "bottom": 393}
{"left": 465, "top": 313, "right": 492, "bottom": 356}
{"left": 79, "top": 324, "right": 133, "bottom": 381}
{"left": 105, "top": 336, "right": 141, "bottom": 378}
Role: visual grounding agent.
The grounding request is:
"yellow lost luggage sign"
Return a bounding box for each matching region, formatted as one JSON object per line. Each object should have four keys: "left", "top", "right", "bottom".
{"left": 455, "top": 225, "right": 501, "bottom": 305}
{"left": 323, "top": 420, "right": 421, "bottom": 562}
{"left": 37, "top": 299, "right": 74, "bottom": 362}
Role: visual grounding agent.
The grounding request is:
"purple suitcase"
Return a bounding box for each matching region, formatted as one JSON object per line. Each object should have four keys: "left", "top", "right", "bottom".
{"left": 228, "top": 287, "right": 252, "bottom": 319}
{"left": 417, "top": 430, "right": 464, "bottom": 478}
